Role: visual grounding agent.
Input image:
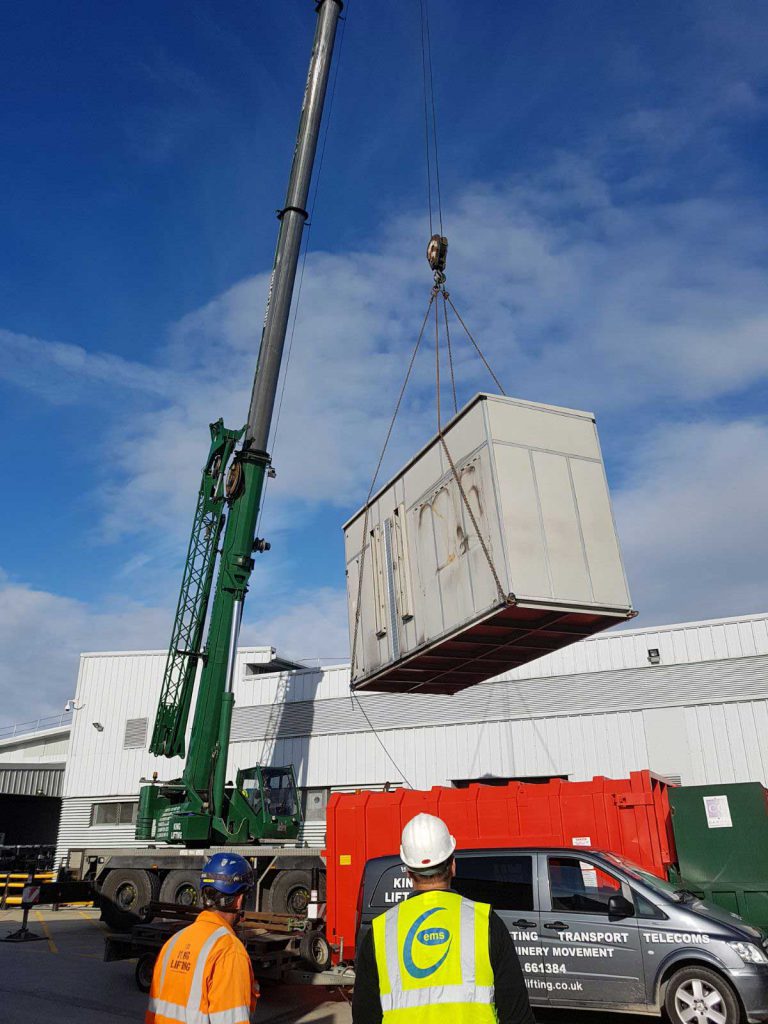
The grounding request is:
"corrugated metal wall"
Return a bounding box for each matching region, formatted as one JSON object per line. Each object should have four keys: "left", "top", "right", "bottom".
{"left": 55, "top": 797, "right": 144, "bottom": 865}
{"left": 0, "top": 765, "right": 64, "bottom": 797}
{"left": 55, "top": 614, "right": 768, "bottom": 861}
{"left": 685, "top": 700, "right": 768, "bottom": 784}
{"left": 232, "top": 655, "right": 768, "bottom": 742}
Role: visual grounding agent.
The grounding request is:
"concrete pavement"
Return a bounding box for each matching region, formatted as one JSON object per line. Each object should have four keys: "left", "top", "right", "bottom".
{"left": 0, "top": 908, "right": 351, "bottom": 1024}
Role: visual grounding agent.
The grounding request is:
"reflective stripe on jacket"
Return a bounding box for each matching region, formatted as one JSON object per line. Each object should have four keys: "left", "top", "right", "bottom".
{"left": 145, "top": 909, "right": 258, "bottom": 1024}
{"left": 372, "top": 890, "right": 497, "bottom": 1023}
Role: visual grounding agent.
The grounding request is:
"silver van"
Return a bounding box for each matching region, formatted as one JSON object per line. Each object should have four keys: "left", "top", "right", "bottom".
{"left": 357, "top": 847, "right": 768, "bottom": 1024}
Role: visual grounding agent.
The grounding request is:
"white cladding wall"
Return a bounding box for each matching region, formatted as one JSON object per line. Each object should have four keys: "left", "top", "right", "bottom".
{"left": 0, "top": 728, "right": 69, "bottom": 764}
{"left": 57, "top": 613, "right": 768, "bottom": 859}
{"left": 344, "top": 394, "right": 632, "bottom": 682}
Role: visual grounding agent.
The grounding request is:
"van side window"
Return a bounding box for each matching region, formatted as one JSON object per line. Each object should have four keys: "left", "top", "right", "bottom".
{"left": 454, "top": 855, "right": 534, "bottom": 911}
{"left": 632, "top": 889, "right": 665, "bottom": 920}
{"left": 548, "top": 857, "right": 626, "bottom": 915}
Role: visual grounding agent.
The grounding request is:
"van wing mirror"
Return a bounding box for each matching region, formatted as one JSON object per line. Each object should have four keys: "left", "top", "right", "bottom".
{"left": 608, "top": 893, "right": 634, "bottom": 919}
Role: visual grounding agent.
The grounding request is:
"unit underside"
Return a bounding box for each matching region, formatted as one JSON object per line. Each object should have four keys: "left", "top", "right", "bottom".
{"left": 351, "top": 603, "right": 629, "bottom": 695}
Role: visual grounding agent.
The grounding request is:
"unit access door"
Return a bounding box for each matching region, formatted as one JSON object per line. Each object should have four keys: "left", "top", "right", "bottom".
{"left": 453, "top": 851, "right": 547, "bottom": 1006}
{"left": 539, "top": 854, "right": 646, "bottom": 1009}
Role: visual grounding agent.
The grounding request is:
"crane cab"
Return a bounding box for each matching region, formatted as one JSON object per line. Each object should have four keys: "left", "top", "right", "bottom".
{"left": 232, "top": 765, "right": 302, "bottom": 842}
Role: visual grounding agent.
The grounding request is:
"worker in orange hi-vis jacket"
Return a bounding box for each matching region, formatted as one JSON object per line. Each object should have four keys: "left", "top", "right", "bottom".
{"left": 146, "top": 852, "right": 259, "bottom": 1024}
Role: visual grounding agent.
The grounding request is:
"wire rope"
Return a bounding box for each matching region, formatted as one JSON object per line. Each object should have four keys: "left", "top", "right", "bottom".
{"left": 352, "top": 694, "right": 414, "bottom": 788}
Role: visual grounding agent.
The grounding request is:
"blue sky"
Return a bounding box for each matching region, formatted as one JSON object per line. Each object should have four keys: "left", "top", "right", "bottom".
{"left": 1, "top": 0, "right": 767, "bottom": 725}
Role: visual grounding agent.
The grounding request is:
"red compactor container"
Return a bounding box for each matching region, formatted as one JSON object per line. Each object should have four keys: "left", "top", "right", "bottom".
{"left": 323, "top": 770, "right": 674, "bottom": 960}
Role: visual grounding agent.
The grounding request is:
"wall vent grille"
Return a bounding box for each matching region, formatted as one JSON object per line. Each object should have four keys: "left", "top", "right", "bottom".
{"left": 123, "top": 718, "right": 148, "bottom": 750}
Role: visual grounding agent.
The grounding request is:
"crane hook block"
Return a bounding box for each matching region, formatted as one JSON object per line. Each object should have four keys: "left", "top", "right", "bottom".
{"left": 427, "top": 234, "right": 448, "bottom": 274}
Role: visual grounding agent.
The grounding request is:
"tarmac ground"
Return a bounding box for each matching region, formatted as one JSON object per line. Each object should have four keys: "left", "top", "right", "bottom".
{"left": 0, "top": 907, "right": 650, "bottom": 1024}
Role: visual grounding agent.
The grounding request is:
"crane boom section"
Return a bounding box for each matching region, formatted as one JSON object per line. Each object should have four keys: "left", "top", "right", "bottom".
{"left": 138, "top": 1, "right": 343, "bottom": 847}
{"left": 149, "top": 420, "right": 243, "bottom": 759}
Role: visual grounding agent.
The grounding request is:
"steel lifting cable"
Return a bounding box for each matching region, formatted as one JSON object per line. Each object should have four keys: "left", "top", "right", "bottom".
{"left": 433, "top": 295, "right": 508, "bottom": 607}
{"left": 444, "top": 292, "right": 507, "bottom": 397}
{"left": 441, "top": 291, "right": 458, "bottom": 414}
{"left": 352, "top": 694, "right": 414, "bottom": 789}
{"left": 349, "top": 292, "right": 437, "bottom": 680}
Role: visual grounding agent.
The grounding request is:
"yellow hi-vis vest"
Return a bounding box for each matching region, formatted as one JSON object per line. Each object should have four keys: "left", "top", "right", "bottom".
{"left": 372, "top": 890, "right": 497, "bottom": 1023}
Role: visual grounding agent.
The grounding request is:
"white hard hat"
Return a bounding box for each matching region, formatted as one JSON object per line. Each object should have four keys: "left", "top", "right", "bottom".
{"left": 400, "top": 813, "right": 456, "bottom": 872}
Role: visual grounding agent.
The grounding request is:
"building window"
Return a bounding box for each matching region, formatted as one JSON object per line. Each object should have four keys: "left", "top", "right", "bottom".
{"left": 123, "top": 718, "right": 148, "bottom": 749}
{"left": 90, "top": 802, "right": 138, "bottom": 826}
{"left": 300, "top": 787, "right": 330, "bottom": 822}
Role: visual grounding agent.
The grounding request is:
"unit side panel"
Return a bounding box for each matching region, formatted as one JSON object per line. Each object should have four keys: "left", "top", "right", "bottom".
{"left": 569, "top": 458, "right": 631, "bottom": 608}
{"left": 492, "top": 442, "right": 552, "bottom": 599}
{"left": 531, "top": 450, "right": 593, "bottom": 603}
{"left": 486, "top": 398, "right": 599, "bottom": 460}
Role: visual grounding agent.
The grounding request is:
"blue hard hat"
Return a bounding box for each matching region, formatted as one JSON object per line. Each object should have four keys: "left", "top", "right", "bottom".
{"left": 200, "top": 852, "right": 254, "bottom": 896}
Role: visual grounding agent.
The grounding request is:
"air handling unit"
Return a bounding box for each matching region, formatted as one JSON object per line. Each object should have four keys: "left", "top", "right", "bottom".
{"left": 344, "top": 392, "right": 635, "bottom": 695}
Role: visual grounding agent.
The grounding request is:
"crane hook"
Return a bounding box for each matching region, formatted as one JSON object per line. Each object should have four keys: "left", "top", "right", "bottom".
{"left": 427, "top": 233, "right": 448, "bottom": 289}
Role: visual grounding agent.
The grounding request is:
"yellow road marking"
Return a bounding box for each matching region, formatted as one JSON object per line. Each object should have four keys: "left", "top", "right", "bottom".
{"left": 77, "top": 909, "right": 101, "bottom": 925}
{"left": 34, "top": 910, "right": 58, "bottom": 954}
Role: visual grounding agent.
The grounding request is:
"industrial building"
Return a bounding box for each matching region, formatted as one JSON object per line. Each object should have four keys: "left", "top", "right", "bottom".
{"left": 2, "top": 611, "right": 767, "bottom": 863}
{"left": 12, "top": 608, "right": 754, "bottom": 866}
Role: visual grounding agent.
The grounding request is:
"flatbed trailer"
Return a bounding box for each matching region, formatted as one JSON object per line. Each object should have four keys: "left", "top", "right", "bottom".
{"left": 66, "top": 845, "right": 326, "bottom": 931}
{"left": 104, "top": 901, "right": 354, "bottom": 993}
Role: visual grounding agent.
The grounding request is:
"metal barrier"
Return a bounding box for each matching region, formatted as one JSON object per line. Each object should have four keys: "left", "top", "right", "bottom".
{"left": 0, "top": 871, "right": 56, "bottom": 908}
{"left": 0, "top": 711, "right": 72, "bottom": 741}
{"left": 2, "top": 880, "right": 94, "bottom": 943}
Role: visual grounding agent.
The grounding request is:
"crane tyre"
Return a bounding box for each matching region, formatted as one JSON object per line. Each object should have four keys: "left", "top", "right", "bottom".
{"left": 299, "top": 929, "right": 331, "bottom": 972}
{"left": 266, "top": 870, "right": 311, "bottom": 916}
{"left": 136, "top": 952, "right": 156, "bottom": 993}
{"left": 159, "top": 869, "right": 200, "bottom": 909}
{"left": 100, "top": 869, "right": 159, "bottom": 931}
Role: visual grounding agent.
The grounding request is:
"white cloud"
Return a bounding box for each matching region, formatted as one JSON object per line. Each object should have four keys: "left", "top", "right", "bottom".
{"left": 615, "top": 418, "right": 768, "bottom": 626}
{"left": 0, "top": 569, "right": 348, "bottom": 728}
{"left": 241, "top": 587, "right": 349, "bottom": 666}
{"left": 0, "top": 569, "right": 171, "bottom": 727}
{"left": 0, "top": 328, "right": 169, "bottom": 404}
{"left": 3, "top": 168, "right": 768, "bottom": 723}
{"left": 76, "top": 172, "right": 768, "bottom": 558}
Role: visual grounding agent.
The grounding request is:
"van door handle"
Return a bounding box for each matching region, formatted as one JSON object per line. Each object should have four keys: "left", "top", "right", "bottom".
{"left": 512, "top": 919, "right": 537, "bottom": 928}
{"left": 543, "top": 921, "right": 569, "bottom": 931}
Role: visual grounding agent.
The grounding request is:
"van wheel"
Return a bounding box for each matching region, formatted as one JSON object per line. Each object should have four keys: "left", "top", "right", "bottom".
{"left": 665, "top": 966, "right": 742, "bottom": 1024}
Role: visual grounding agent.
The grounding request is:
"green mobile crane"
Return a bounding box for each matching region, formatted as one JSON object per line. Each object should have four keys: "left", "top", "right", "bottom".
{"left": 136, "top": 0, "right": 343, "bottom": 848}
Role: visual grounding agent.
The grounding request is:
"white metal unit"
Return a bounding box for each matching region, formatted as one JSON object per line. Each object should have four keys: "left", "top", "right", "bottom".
{"left": 344, "top": 393, "right": 633, "bottom": 693}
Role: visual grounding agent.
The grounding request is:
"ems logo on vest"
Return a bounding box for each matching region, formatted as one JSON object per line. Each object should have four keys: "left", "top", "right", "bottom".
{"left": 404, "top": 908, "right": 452, "bottom": 979}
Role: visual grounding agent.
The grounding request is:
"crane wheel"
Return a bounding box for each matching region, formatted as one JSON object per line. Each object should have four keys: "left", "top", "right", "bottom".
{"left": 266, "top": 870, "right": 311, "bottom": 916}
{"left": 100, "top": 869, "right": 160, "bottom": 931}
{"left": 159, "top": 869, "right": 200, "bottom": 908}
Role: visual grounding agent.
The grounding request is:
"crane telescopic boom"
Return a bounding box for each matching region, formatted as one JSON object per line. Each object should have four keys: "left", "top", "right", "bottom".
{"left": 138, "top": 0, "right": 343, "bottom": 847}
